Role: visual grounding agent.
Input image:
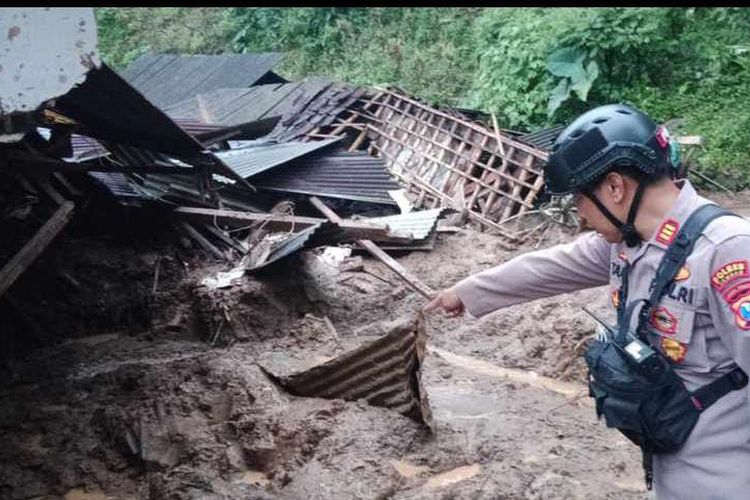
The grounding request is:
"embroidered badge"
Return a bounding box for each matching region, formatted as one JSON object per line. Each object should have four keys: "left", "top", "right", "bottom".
{"left": 661, "top": 337, "right": 687, "bottom": 363}
{"left": 611, "top": 289, "right": 620, "bottom": 308}
{"left": 674, "top": 265, "right": 690, "bottom": 282}
{"left": 722, "top": 280, "right": 750, "bottom": 305}
{"left": 730, "top": 295, "right": 750, "bottom": 330}
{"left": 655, "top": 219, "right": 679, "bottom": 246}
{"left": 650, "top": 307, "right": 677, "bottom": 334}
{"left": 711, "top": 260, "right": 749, "bottom": 290}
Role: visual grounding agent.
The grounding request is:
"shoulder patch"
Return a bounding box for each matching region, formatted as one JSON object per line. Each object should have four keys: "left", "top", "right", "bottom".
{"left": 730, "top": 294, "right": 750, "bottom": 330}
{"left": 711, "top": 260, "right": 749, "bottom": 290}
{"left": 656, "top": 219, "right": 680, "bottom": 246}
{"left": 674, "top": 265, "right": 690, "bottom": 281}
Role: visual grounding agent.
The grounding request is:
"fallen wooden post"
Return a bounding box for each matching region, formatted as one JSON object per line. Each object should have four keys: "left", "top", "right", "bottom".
{"left": 0, "top": 201, "right": 75, "bottom": 299}
{"left": 309, "top": 196, "right": 436, "bottom": 299}
{"left": 178, "top": 221, "right": 227, "bottom": 261}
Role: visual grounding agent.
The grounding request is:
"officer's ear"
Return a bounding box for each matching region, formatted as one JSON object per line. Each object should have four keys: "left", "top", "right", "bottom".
{"left": 600, "top": 172, "right": 628, "bottom": 205}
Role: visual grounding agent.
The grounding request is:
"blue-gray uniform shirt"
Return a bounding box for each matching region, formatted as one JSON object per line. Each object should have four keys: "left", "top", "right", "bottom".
{"left": 453, "top": 179, "right": 750, "bottom": 500}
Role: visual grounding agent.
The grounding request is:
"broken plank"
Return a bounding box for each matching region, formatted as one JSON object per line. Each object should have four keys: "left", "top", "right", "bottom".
{"left": 202, "top": 223, "right": 249, "bottom": 253}
{"left": 171, "top": 206, "right": 413, "bottom": 243}
{"left": 0, "top": 201, "right": 75, "bottom": 299}
{"left": 309, "top": 196, "right": 435, "bottom": 299}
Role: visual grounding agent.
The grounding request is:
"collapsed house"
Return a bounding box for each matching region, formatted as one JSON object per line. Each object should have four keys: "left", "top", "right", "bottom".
{"left": 0, "top": 8, "right": 558, "bottom": 427}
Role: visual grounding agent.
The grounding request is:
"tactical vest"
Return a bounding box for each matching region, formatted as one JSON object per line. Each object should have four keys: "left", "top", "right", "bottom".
{"left": 583, "top": 203, "right": 749, "bottom": 489}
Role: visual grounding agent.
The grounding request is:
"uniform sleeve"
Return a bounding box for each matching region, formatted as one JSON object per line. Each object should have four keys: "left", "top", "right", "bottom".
{"left": 706, "top": 235, "right": 750, "bottom": 374}
{"left": 452, "top": 230, "right": 611, "bottom": 318}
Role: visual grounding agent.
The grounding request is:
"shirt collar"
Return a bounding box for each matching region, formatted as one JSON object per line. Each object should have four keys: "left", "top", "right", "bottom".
{"left": 619, "top": 179, "right": 709, "bottom": 262}
{"left": 645, "top": 179, "right": 709, "bottom": 250}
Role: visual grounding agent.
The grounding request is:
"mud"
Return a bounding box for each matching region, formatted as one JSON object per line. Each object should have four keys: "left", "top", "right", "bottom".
{"left": 0, "top": 199, "right": 681, "bottom": 499}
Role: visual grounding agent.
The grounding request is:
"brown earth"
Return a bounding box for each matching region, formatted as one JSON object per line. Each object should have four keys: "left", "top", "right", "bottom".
{"left": 4, "top": 185, "right": 749, "bottom": 500}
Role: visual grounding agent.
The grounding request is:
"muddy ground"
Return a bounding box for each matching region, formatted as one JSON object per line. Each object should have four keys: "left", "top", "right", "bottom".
{"left": 2, "top": 188, "right": 749, "bottom": 500}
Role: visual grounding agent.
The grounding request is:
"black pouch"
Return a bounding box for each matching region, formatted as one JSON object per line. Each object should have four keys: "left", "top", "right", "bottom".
{"left": 584, "top": 335, "right": 700, "bottom": 453}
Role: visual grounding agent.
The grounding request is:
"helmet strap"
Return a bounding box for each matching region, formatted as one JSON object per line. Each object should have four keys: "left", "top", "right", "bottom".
{"left": 583, "top": 181, "right": 646, "bottom": 247}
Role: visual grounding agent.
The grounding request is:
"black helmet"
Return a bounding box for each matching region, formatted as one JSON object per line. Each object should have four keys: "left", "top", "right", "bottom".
{"left": 545, "top": 104, "right": 680, "bottom": 196}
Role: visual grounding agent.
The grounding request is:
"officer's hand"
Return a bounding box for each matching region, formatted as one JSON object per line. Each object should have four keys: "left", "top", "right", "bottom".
{"left": 423, "top": 288, "right": 465, "bottom": 317}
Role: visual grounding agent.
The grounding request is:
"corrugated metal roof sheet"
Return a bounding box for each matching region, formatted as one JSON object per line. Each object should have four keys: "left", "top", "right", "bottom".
{"left": 252, "top": 151, "right": 400, "bottom": 205}
{"left": 52, "top": 63, "right": 207, "bottom": 158}
{"left": 261, "top": 313, "right": 433, "bottom": 428}
{"left": 120, "top": 53, "right": 286, "bottom": 109}
{"left": 87, "top": 171, "right": 152, "bottom": 201}
{"left": 246, "top": 221, "right": 347, "bottom": 272}
{"left": 368, "top": 208, "right": 449, "bottom": 240}
{"left": 517, "top": 124, "right": 566, "bottom": 152}
{"left": 68, "top": 134, "right": 109, "bottom": 162}
{"left": 215, "top": 138, "right": 342, "bottom": 179}
{"left": 51, "top": 63, "right": 248, "bottom": 186}
{"left": 268, "top": 83, "right": 366, "bottom": 142}
{"left": 67, "top": 118, "right": 230, "bottom": 163}
{"left": 162, "top": 78, "right": 333, "bottom": 127}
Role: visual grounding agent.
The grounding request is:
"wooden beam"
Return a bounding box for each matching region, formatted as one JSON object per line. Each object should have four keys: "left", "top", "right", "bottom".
{"left": 36, "top": 176, "right": 66, "bottom": 205}
{"left": 171, "top": 206, "right": 414, "bottom": 242}
{"left": 52, "top": 172, "right": 83, "bottom": 197}
{"left": 0, "top": 201, "right": 75, "bottom": 299}
{"left": 309, "top": 196, "right": 436, "bottom": 299}
{"left": 177, "top": 221, "right": 227, "bottom": 260}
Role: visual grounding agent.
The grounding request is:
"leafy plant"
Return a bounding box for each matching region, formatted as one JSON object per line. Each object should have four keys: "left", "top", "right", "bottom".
{"left": 94, "top": 7, "right": 750, "bottom": 189}
{"left": 546, "top": 47, "right": 600, "bottom": 116}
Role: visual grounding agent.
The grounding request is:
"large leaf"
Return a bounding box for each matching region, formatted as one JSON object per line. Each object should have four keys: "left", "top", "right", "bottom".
{"left": 570, "top": 60, "right": 600, "bottom": 101}
{"left": 547, "top": 78, "right": 571, "bottom": 117}
{"left": 547, "top": 47, "right": 586, "bottom": 78}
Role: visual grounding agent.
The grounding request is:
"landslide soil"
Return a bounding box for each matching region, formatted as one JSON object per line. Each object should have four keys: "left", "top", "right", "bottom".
{"left": 16, "top": 189, "right": 750, "bottom": 499}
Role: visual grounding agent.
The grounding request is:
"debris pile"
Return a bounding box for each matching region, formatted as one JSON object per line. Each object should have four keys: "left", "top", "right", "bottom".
{"left": 1, "top": 7, "right": 561, "bottom": 326}
{"left": 4, "top": 8, "right": 722, "bottom": 499}
{"left": 0, "top": 7, "right": 634, "bottom": 500}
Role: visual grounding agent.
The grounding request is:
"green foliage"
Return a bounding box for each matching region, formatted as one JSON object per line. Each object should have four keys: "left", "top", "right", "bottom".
{"left": 225, "top": 8, "right": 481, "bottom": 104}
{"left": 95, "top": 8, "right": 233, "bottom": 69}
{"left": 546, "top": 47, "right": 599, "bottom": 116}
{"left": 95, "top": 7, "right": 750, "bottom": 189}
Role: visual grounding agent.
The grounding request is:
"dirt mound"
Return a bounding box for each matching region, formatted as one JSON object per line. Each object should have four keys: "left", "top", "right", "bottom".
{"left": 0, "top": 209, "right": 649, "bottom": 499}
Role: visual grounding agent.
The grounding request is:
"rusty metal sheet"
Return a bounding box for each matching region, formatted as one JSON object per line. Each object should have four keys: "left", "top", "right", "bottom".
{"left": 0, "top": 8, "right": 99, "bottom": 117}
{"left": 260, "top": 313, "right": 433, "bottom": 429}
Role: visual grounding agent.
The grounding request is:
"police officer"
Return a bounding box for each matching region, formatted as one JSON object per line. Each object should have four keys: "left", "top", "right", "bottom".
{"left": 424, "top": 104, "right": 750, "bottom": 499}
